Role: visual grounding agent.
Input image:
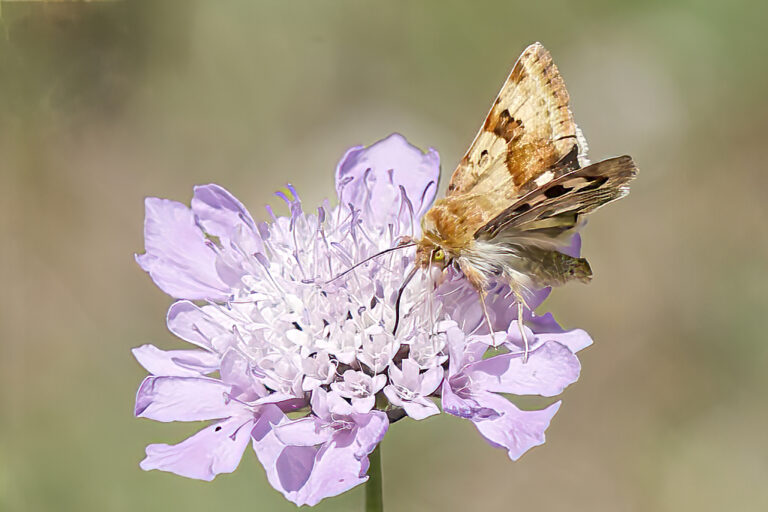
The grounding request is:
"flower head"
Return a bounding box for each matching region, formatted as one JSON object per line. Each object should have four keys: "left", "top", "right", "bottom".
{"left": 134, "top": 133, "right": 592, "bottom": 505}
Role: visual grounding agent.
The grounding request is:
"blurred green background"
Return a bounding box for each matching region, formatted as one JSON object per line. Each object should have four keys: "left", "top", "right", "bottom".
{"left": 2, "top": 1, "right": 767, "bottom": 511}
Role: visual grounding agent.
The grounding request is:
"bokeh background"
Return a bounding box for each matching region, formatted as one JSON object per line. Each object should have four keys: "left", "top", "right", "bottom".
{"left": 2, "top": 1, "right": 767, "bottom": 511}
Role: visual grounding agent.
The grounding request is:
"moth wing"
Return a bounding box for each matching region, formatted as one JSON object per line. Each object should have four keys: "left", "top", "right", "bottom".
{"left": 446, "top": 42, "right": 582, "bottom": 204}
{"left": 475, "top": 155, "right": 638, "bottom": 245}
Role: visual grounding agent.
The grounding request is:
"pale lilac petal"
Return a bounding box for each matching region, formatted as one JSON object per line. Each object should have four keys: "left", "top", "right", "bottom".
{"left": 286, "top": 440, "right": 366, "bottom": 507}
{"left": 140, "top": 413, "right": 253, "bottom": 481}
{"left": 335, "top": 134, "right": 439, "bottom": 229}
{"left": 527, "top": 312, "right": 594, "bottom": 353}
{"left": 470, "top": 392, "right": 561, "bottom": 461}
{"left": 309, "top": 388, "right": 332, "bottom": 420}
{"left": 132, "top": 344, "right": 219, "bottom": 377}
{"left": 275, "top": 417, "right": 331, "bottom": 447}
{"left": 418, "top": 366, "right": 444, "bottom": 395}
{"left": 388, "top": 361, "right": 404, "bottom": 384}
{"left": 561, "top": 233, "right": 582, "bottom": 258}
{"left": 191, "top": 184, "right": 257, "bottom": 241}
{"left": 325, "top": 390, "right": 354, "bottom": 416}
{"left": 253, "top": 393, "right": 307, "bottom": 412}
{"left": 400, "top": 358, "right": 421, "bottom": 386}
{"left": 371, "top": 374, "right": 387, "bottom": 393}
{"left": 382, "top": 386, "right": 404, "bottom": 407}
{"left": 444, "top": 323, "right": 486, "bottom": 374}
{"left": 401, "top": 397, "right": 440, "bottom": 420}
{"left": 352, "top": 395, "right": 375, "bottom": 413}
{"left": 466, "top": 341, "right": 581, "bottom": 397}
{"left": 441, "top": 374, "right": 476, "bottom": 419}
{"left": 250, "top": 405, "right": 292, "bottom": 476}
{"left": 220, "top": 349, "right": 268, "bottom": 400}
{"left": 135, "top": 376, "right": 240, "bottom": 422}
{"left": 166, "top": 301, "right": 229, "bottom": 350}
{"left": 275, "top": 445, "right": 320, "bottom": 497}
{"left": 270, "top": 411, "right": 388, "bottom": 507}
{"left": 251, "top": 405, "right": 325, "bottom": 502}
{"left": 136, "top": 198, "right": 230, "bottom": 300}
{"left": 349, "top": 411, "right": 388, "bottom": 457}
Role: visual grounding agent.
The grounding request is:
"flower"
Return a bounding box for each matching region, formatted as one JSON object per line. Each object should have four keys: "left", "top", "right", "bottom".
{"left": 383, "top": 358, "right": 443, "bottom": 420}
{"left": 134, "top": 133, "right": 592, "bottom": 506}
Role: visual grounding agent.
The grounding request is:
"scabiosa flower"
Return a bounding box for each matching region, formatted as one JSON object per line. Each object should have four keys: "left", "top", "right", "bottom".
{"left": 134, "top": 133, "right": 592, "bottom": 506}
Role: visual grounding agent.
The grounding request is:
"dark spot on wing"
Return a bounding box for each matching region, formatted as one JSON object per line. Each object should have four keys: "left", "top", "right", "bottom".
{"left": 544, "top": 184, "right": 572, "bottom": 198}
{"left": 511, "top": 202, "right": 531, "bottom": 215}
{"left": 580, "top": 176, "right": 608, "bottom": 192}
{"left": 490, "top": 110, "right": 522, "bottom": 143}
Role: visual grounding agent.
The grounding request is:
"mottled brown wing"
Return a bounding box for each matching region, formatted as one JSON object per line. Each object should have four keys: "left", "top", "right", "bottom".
{"left": 446, "top": 42, "right": 580, "bottom": 203}
{"left": 476, "top": 155, "right": 638, "bottom": 243}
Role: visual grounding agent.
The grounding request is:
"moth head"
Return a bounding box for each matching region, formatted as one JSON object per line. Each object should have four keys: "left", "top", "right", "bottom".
{"left": 415, "top": 239, "right": 451, "bottom": 270}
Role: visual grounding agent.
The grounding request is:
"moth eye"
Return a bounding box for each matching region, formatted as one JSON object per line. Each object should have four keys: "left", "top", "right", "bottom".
{"left": 433, "top": 249, "right": 445, "bottom": 262}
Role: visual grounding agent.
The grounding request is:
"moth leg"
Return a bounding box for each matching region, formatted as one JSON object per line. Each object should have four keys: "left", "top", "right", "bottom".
{"left": 458, "top": 259, "right": 494, "bottom": 336}
{"left": 479, "top": 289, "right": 495, "bottom": 338}
{"left": 514, "top": 290, "right": 530, "bottom": 363}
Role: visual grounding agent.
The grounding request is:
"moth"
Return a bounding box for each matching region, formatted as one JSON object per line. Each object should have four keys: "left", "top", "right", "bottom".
{"left": 399, "top": 42, "right": 637, "bottom": 358}
{"left": 335, "top": 42, "right": 637, "bottom": 360}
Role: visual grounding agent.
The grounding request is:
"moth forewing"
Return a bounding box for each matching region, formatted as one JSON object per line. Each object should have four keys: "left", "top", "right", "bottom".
{"left": 475, "top": 155, "right": 638, "bottom": 242}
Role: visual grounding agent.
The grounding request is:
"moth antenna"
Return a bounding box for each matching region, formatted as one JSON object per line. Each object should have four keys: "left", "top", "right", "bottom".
{"left": 393, "top": 266, "right": 418, "bottom": 335}
{"left": 325, "top": 242, "right": 415, "bottom": 284}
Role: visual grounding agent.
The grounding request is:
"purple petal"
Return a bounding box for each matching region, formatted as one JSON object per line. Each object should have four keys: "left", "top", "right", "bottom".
{"left": 275, "top": 445, "right": 320, "bottom": 495}
{"left": 335, "top": 134, "right": 439, "bottom": 229}
{"left": 191, "top": 184, "right": 256, "bottom": 240}
{"left": 352, "top": 395, "right": 375, "bottom": 414}
{"left": 135, "top": 376, "right": 241, "bottom": 422}
{"left": 285, "top": 441, "right": 366, "bottom": 506}
{"left": 561, "top": 233, "right": 582, "bottom": 258}
{"left": 371, "top": 374, "right": 387, "bottom": 393}
{"left": 325, "top": 390, "right": 354, "bottom": 416}
{"left": 441, "top": 374, "right": 477, "bottom": 419}
{"left": 262, "top": 410, "right": 388, "bottom": 506}
{"left": 250, "top": 405, "right": 297, "bottom": 485}
{"left": 251, "top": 405, "right": 330, "bottom": 502}
{"left": 132, "top": 344, "right": 219, "bottom": 377}
{"left": 526, "top": 312, "right": 593, "bottom": 353}
{"left": 401, "top": 397, "right": 440, "bottom": 420}
{"left": 274, "top": 417, "right": 332, "bottom": 447}
{"left": 444, "top": 324, "right": 486, "bottom": 376}
{"left": 136, "top": 198, "right": 230, "bottom": 300}
{"left": 349, "top": 411, "right": 388, "bottom": 458}
{"left": 254, "top": 393, "right": 308, "bottom": 412}
{"left": 140, "top": 413, "right": 253, "bottom": 481}
{"left": 465, "top": 341, "right": 581, "bottom": 397}
{"left": 166, "top": 300, "right": 233, "bottom": 351}
{"left": 220, "top": 349, "right": 268, "bottom": 400}
{"left": 309, "top": 388, "right": 332, "bottom": 421}
{"left": 470, "top": 392, "right": 561, "bottom": 461}
{"left": 289, "top": 411, "right": 388, "bottom": 506}
{"left": 382, "top": 386, "right": 405, "bottom": 408}
{"left": 419, "top": 366, "right": 444, "bottom": 395}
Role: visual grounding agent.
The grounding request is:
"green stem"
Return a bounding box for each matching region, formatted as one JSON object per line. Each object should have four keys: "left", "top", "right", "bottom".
{"left": 365, "top": 443, "right": 383, "bottom": 512}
